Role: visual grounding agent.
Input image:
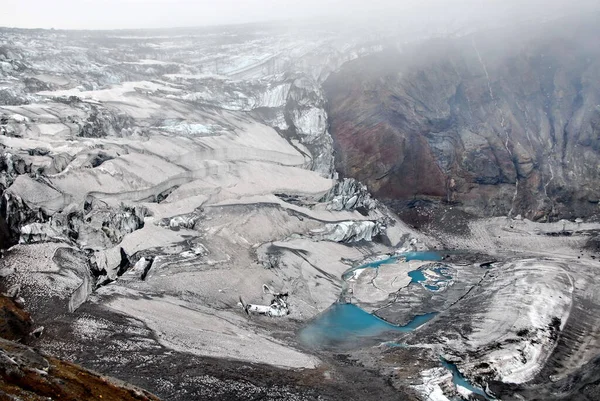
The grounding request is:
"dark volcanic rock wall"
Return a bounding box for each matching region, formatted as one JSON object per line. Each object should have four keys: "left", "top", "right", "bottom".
{"left": 325, "top": 14, "right": 600, "bottom": 221}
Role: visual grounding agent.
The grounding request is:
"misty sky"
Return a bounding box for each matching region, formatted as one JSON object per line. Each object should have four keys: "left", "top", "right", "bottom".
{"left": 1, "top": 0, "right": 597, "bottom": 30}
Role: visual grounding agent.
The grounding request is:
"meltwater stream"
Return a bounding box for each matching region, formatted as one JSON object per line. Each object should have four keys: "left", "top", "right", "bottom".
{"left": 440, "top": 358, "right": 494, "bottom": 400}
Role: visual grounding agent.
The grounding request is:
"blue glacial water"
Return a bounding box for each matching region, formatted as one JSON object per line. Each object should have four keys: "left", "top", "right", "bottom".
{"left": 342, "top": 251, "right": 442, "bottom": 281}
{"left": 403, "top": 251, "right": 442, "bottom": 262}
{"left": 409, "top": 265, "right": 453, "bottom": 291}
{"left": 408, "top": 269, "right": 427, "bottom": 283}
{"left": 299, "top": 303, "right": 437, "bottom": 348}
{"left": 301, "top": 251, "right": 443, "bottom": 348}
{"left": 440, "top": 357, "right": 494, "bottom": 400}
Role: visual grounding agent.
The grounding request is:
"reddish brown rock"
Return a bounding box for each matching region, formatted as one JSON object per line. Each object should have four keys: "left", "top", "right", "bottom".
{"left": 325, "top": 16, "right": 600, "bottom": 221}
{"left": 0, "top": 295, "right": 160, "bottom": 401}
{"left": 0, "top": 295, "right": 32, "bottom": 341}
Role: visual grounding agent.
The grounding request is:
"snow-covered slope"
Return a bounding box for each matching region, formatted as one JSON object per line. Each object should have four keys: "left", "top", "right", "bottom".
{"left": 2, "top": 19, "right": 600, "bottom": 401}
{"left": 0, "top": 23, "right": 430, "bottom": 400}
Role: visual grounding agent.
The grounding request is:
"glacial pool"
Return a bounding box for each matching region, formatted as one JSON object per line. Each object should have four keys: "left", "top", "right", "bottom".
{"left": 404, "top": 251, "right": 442, "bottom": 262}
{"left": 300, "top": 251, "right": 443, "bottom": 348}
{"left": 299, "top": 303, "right": 437, "bottom": 348}
{"left": 342, "top": 250, "right": 443, "bottom": 280}
{"left": 408, "top": 265, "right": 453, "bottom": 291}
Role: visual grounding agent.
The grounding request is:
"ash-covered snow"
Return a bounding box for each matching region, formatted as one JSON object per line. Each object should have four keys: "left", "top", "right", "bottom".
{"left": 1, "top": 19, "right": 599, "bottom": 401}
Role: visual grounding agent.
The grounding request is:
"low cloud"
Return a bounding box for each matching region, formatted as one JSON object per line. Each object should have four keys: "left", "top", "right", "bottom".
{"left": 1, "top": 0, "right": 598, "bottom": 30}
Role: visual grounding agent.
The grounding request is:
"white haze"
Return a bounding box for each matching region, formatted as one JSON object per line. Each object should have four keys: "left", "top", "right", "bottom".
{"left": 1, "top": 0, "right": 598, "bottom": 30}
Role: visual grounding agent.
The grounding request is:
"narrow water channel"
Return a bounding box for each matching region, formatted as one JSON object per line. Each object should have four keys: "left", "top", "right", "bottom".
{"left": 440, "top": 357, "right": 494, "bottom": 400}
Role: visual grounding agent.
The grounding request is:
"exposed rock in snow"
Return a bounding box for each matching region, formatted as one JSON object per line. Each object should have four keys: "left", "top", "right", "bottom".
{"left": 157, "top": 209, "right": 203, "bottom": 231}
{"left": 19, "top": 222, "right": 65, "bottom": 244}
{"left": 414, "top": 368, "right": 454, "bottom": 401}
{"left": 321, "top": 178, "right": 377, "bottom": 212}
{"left": 2, "top": 191, "right": 50, "bottom": 245}
{"left": 312, "top": 220, "right": 382, "bottom": 243}
{"left": 3, "top": 16, "right": 600, "bottom": 401}
{"left": 127, "top": 256, "right": 153, "bottom": 280}
{"left": 0, "top": 152, "right": 28, "bottom": 191}
{"left": 79, "top": 203, "right": 148, "bottom": 248}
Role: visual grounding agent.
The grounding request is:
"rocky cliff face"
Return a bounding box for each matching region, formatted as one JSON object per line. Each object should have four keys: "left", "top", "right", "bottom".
{"left": 325, "top": 14, "right": 600, "bottom": 221}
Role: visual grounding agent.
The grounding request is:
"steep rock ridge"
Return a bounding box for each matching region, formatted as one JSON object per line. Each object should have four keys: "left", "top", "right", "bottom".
{"left": 324, "top": 14, "right": 600, "bottom": 220}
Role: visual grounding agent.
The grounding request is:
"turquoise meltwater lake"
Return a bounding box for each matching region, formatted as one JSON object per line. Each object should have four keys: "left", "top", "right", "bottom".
{"left": 298, "top": 249, "right": 494, "bottom": 399}
{"left": 403, "top": 251, "right": 442, "bottom": 262}
{"left": 299, "top": 303, "right": 437, "bottom": 348}
{"left": 299, "top": 251, "right": 443, "bottom": 348}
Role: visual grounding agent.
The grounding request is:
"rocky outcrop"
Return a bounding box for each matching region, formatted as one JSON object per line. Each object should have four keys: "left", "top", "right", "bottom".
{"left": 76, "top": 104, "right": 135, "bottom": 138}
{"left": 77, "top": 203, "right": 148, "bottom": 248}
{"left": 126, "top": 256, "right": 153, "bottom": 280}
{"left": 312, "top": 220, "right": 382, "bottom": 243}
{"left": 10, "top": 201, "right": 147, "bottom": 249}
{"left": 0, "top": 151, "right": 30, "bottom": 191}
{"left": 0, "top": 294, "right": 33, "bottom": 342}
{"left": 283, "top": 76, "right": 335, "bottom": 177}
{"left": 0, "top": 339, "right": 160, "bottom": 401}
{"left": 320, "top": 178, "right": 377, "bottom": 213}
{"left": 324, "top": 13, "right": 600, "bottom": 221}
{"left": 157, "top": 208, "right": 203, "bottom": 231}
{"left": 2, "top": 191, "right": 50, "bottom": 246}
{"left": 0, "top": 295, "right": 160, "bottom": 401}
{"left": 19, "top": 222, "right": 65, "bottom": 243}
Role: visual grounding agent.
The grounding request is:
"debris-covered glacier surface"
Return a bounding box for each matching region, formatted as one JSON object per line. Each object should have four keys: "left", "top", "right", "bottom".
{"left": 1, "top": 19, "right": 600, "bottom": 401}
